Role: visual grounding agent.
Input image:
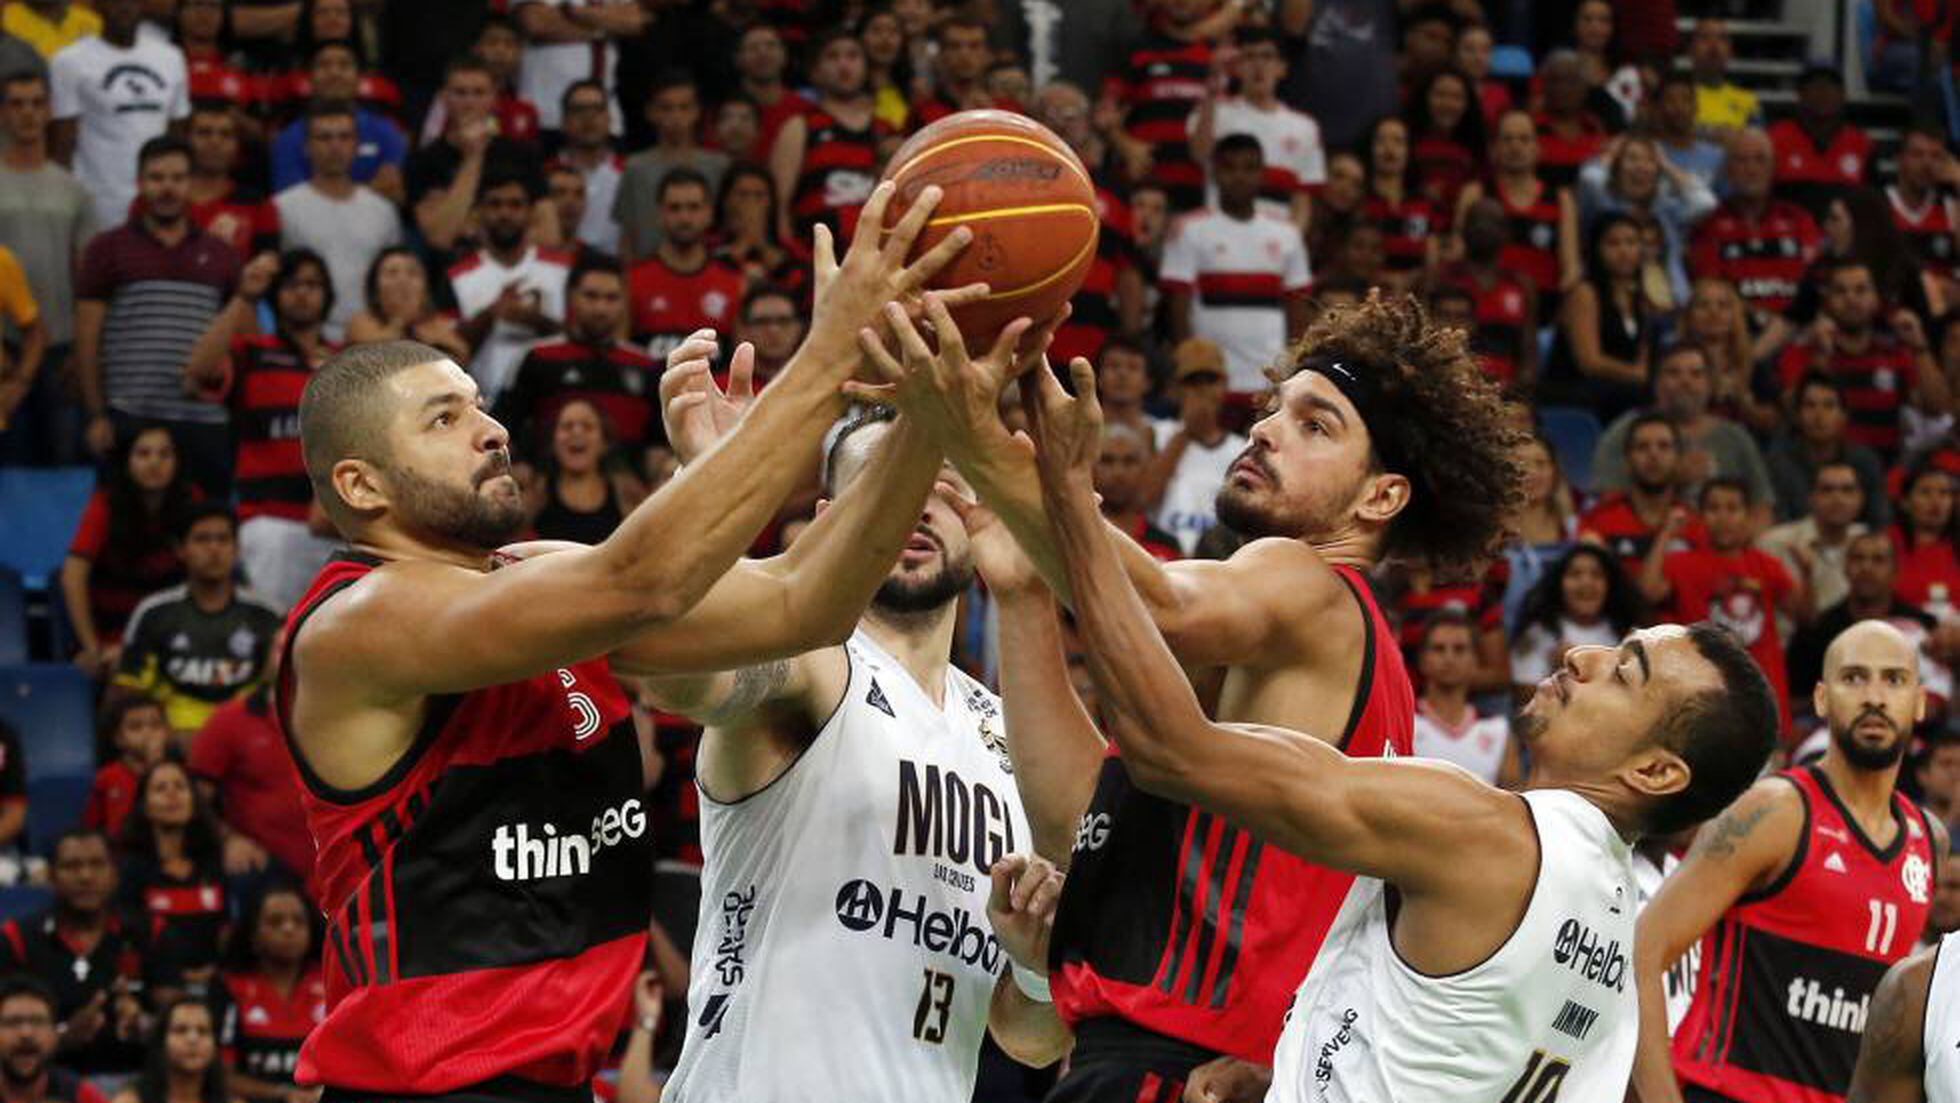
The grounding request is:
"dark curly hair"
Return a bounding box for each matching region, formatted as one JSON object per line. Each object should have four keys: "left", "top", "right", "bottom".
{"left": 1269, "top": 293, "right": 1528, "bottom": 567}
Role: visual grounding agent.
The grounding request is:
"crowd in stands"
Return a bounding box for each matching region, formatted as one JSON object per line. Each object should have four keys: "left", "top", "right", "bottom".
{"left": 0, "top": 0, "right": 1956, "bottom": 1098}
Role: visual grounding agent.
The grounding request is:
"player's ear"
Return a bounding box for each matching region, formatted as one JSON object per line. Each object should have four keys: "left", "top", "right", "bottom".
{"left": 332, "top": 458, "right": 388, "bottom": 518}
{"left": 1622, "top": 745, "right": 1691, "bottom": 804}
{"left": 1353, "top": 471, "right": 1411, "bottom": 527}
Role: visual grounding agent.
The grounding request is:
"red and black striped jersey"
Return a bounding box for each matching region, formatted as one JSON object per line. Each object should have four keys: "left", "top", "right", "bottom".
{"left": 1052, "top": 172, "right": 1140, "bottom": 367}
{"left": 1674, "top": 766, "right": 1935, "bottom": 1103}
{"left": 1887, "top": 185, "right": 1960, "bottom": 282}
{"left": 1048, "top": 566, "right": 1414, "bottom": 1063}
{"left": 1494, "top": 176, "right": 1564, "bottom": 301}
{"left": 1111, "top": 32, "right": 1212, "bottom": 210}
{"left": 218, "top": 968, "right": 327, "bottom": 1086}
{"left": 276, "top": 552, "right": 651, "bottom": 1094}
{"left": 790, "top": 105, "right": 890, "bottom": 241}
{"left": 1363, "top": 191, "right": 1439, "bottom": 272}
{"left": 1777, "top": 334, "right": 1920, "bottom": 459}
{"left": 1768, "top": 119, "right": 1872, "bottom": 214}
{"left": 225, "top": 333, "right": 325, "bottom": 522}
{"left": 1690, "top": 199, "right": 1823, "bottom": 319}
{"left": 1410, "top": 132, "right": 1477, "bottom": 215}
{"left": 1435, "top": 262, "right": 1532, "bottom": 383}
{"left": 627, "top": 253, "right": 746, "bottom": 363}
{"left": 1534, "top": 112, "right": 1607, "bottom": 191}
{"left": 492, "top": 338, "right": 659, "bottom": 456}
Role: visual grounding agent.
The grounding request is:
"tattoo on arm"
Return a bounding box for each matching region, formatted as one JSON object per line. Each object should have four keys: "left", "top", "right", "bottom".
{"left": 1691, "top": 797, "right": 1775, "bottom": 861}
{"left": 695, "top": 660, "right": 793, "bottom": 727}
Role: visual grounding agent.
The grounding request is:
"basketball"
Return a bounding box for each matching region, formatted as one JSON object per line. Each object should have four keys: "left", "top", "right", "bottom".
{"left": 883, "top": 109, "right": 1100, "bottom": 350}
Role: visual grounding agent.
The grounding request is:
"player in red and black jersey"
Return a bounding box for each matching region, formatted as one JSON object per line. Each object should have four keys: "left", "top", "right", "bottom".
{"left": 915, "top": 295, "right": 1526, "bottom": 1101}
{"left": 1691, "top": 130, "right": 1823, "bottom": 325}
{"left": 1634, "top": 621, "right": 1947, "bottom": 1103}
{"left": 277, "top": 182, "right": 975, "bottom": 1101}
{"left": 495, "top": 259, "right": 658, "bottom": 459}
{"left": 771, "top": 30, "right": 892, "bottom": 244}
{"left": 183, "top": 106, "right": 280, "bottom": 260}
{"left": 1108, "top": 0, "right": 1216, "bottom": 212}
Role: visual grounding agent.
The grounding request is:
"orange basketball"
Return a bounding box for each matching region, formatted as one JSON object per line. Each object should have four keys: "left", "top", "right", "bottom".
{"left": 883, "top": 109, "right": 1100, "bottom": 350}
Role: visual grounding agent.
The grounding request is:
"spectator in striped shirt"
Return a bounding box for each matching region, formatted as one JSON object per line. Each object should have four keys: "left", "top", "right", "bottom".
{"left": 73, "top": 135, "right": 240, "bottom": 494}
{"left": 1777, "top": 259, "right": 1951, "bottom": 461}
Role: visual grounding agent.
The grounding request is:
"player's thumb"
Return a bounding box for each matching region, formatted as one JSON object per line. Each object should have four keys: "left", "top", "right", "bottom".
{"left": 987, "top": 855, "right": 1025, "bottom": 913}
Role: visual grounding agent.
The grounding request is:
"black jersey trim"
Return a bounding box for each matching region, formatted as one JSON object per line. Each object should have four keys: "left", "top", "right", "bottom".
{"left": 1740, "top": 775, "right": 1810, "bottom": 905}
{"left": 1808, "top": 764, "right": 1908, "bottom": 865}
{"left": 1330, "top": 568, "right": 1377, "bottom": 753}
{"left": 695, "top": 646, "right": 855, "bottom": 808}
{"left": 278, "top": 573, "right": 461, "bottom": 808}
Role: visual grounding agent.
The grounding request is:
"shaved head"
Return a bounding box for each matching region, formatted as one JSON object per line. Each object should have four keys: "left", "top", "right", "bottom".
{"left": 1823, "top": 619, "right": 1919, "bottom": 677}
{"left": 1816, "top": 619, "right": 1925, "bottom": 771}
{"left": 300, "top": 340, "right": 452, "bottom": 529}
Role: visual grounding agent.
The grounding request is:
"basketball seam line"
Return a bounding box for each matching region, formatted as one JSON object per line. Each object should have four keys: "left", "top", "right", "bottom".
{"left": 971, "top": 230, "right": 1100, "bottom": 302}
{"left": 889, "top": 133, "right": 1093, "bottom": 187}
{"left": 924, "top": 203, "right": 1097, "bottom": 227}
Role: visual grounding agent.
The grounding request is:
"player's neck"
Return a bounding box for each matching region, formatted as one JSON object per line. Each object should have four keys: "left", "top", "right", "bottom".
{"left": 860, "top": 605, "right": 958, "bottom": 709}
{"left": 1528, "top": 773, "right": 1646, "bottom": 842}
{"left": 1304, "top": 528, "right": 1379, "bottom": 573}
{"left": 1819, "top": 753, "right": 1903, "bottom": 830}
{"left": 351, "top": 534, "right": 494, "bottom": 573}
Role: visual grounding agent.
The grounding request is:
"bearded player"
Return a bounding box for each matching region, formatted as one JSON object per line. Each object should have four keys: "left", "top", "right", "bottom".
{"left": 1012, "top": 349, "right": 1779, "bottom": 1100}
{"left": 860, "top": 294, "right": 1526, "bottom": 1099}
{"left": 648, "top": 298, "right": 1070, "bottom": 1101}
{"left": 277, "top": 183, "right": 975, "bottom": 1101}
{"left": 1633, "top": 620, "right": 1950, "bottom": 1103}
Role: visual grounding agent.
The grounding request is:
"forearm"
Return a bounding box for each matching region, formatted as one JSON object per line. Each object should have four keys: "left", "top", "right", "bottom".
{"left": 517, "top": 3, "right": 597, "bottom": 42}
{"left": 615, "top": 1026, "right": 662, "bottom": 1103}
{"left": 228, "top": 2, "right": 298, "bottom": 38}
{"left": 73, "top": 302, "right": 104, "bottom": 415}
{"left": 0, "top": 801, "right": 24, "bottom": 847}
{"left": 1639, "top": 549, "right": 1672, "bottom": 606}
{"left": 989, "top": 975, "right": 1071, "bottom": 1068}
{"left": 1629, "top": 949, "right": 1686, "bottom": 1102}
{"left": 187, "top": 297, "right": 253, "bottom": 390}
{"left": 13, "top": 322, "right": 44, "bottom": 383}
{"left": 1914, "top": 352, "right": 1951, "bottom": 415}
{"left": 59, "top": 559, "right": 98, "bottom": 652}
{"left": 995, "top": 586, "right": 1106, "bottom": 864}
{"left": 418, "top": 157, "right": 483, "bottom": 251}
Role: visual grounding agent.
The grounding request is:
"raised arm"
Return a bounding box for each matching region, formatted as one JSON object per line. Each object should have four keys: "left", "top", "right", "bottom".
{"left": 185, "top": 253, "right": 276, "bottom": 392}
{"left": 1847, "top": 946, "right": 1935, "bottom": 1103}
{"left": 300, "top": 185, "right": 973, "bottom": 698}
{"left": 1630, "top": 779, "right": 1804, "bottom": 1103}
{"left": 1020, "top": 358, "right": 1527, "bottom": 889}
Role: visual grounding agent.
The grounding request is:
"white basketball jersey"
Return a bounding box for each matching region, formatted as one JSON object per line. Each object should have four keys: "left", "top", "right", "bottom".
{"left": 665, "top": 631, "right": 1031, "bottom": 1103}
{"left": 1269, "top": 789, "right": 1639, "bottom": 1103}
{"left": 1411, "top": 702, "right": 1510, "bottom": 785}
{"left": 1924, "top": 932, "right": 1960, "bottom": 1103}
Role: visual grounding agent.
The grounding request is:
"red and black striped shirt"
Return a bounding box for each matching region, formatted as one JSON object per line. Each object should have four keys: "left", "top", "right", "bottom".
{"left": 1364, "top": 191, "right": 1439, "bottom": 272}
{"left": 1494, "top": 176, "right": 1563, "bottom": 303}
{"left": 492, "top": 338, "right": 660, "bottom": 456}
{"left": 1112, "top": 32, "right": 1212, "bottom": 211}
{"left": 790, "top": 105, "right": 890, "bottom": 241}
{"left": 1778, "top": 333, "right": 1920, "bottom": 459}
{"left": 1411, "top": 132, "right": 1478, "bottom": 216}
{"left": 226, "top": 333, "right": 326, "bottom": 522}
{"left": 1436, "top": 262, "right": 1532, "bottom": 384}
{"left": 1533, "top": 112, "right": 1607, "bottom": 191}
{"left": 1691, "top": 199, "right": 1822, "bottom": 319}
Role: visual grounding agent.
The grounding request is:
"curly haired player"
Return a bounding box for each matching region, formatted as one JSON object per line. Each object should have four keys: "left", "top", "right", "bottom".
{"left": 858, "top": 293, "right": 1529, "bottom": 1101}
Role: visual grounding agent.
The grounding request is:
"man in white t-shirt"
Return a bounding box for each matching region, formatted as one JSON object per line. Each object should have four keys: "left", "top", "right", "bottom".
{"left": 512, "top": 0, "right": 644, "bottom": 133}
{"left": 449, "top": 173, "right": 571, "bottom": 401}
{"left": 274, "top": 102, "right": 403, "bottom": 340}
{"left": 47, "top": 0, "right": 188, "bottom": 229}
{"left": 1161, "top": 134, "right": 1312, "bottom": 393}
{"left": 554, "top": 78, "right": 622, "bottom": 254}
{"left": 1152, "top": 338, "right": 1248, "bottom": 556}
{"left": 1189, "top": 26, "right": 1325, "bottom": 229}
{"left": 1411, "top": 612, "right": 1516, "bottom": 786}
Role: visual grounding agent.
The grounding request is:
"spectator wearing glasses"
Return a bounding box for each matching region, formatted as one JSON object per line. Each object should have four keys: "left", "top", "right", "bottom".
{"left": 0, "top": 977, "right": 110, "bottom": 1103}
{"left": 732, "top": 285, "right": 803, "bottom": 382}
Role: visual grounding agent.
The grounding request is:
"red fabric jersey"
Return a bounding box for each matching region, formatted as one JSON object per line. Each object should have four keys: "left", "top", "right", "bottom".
{"left": 275, "top": 552, "right": 650, "bottom": 1093}
{"left": 1533, "top": 113, "right": 1607, "bottom": 190}
{"left": 224, "top": 334, "right": 323, "bottom": 522}
{"left": 190, "top": 690, "right": 314, "bottom": 881}
{"left": 220, "top": 968, "right": 327, "bottom": 1085}
{"left": 1887, "top": 185, "right": 1960, "bottom": 282}
{"left": 1048, "top": 566, "right": 1415, "bottom": 1062}
{"left": 788, "top": 105, "right": 890, "bottom": 240}
{"left": 1494, "top": 177, "right": 1563, "bottom": 299}
{"left": 1578, "top": 494, "right": 1709, "bottom": 581}
{"left": 1889, "top": 526, "right": 1960, "bottom": 610}
{"left": 67, "top": 490, "right": 187, "bottom": 646}
{"left": 1662, "top": 547, "right": 1796, "bottom": 733}
{"left": 83, "top": 760, "right": 141, "bottom": 841}
{"left": 1363, "top": 192, "right": 1439, "bottom": 273}
{"left": 626, "top": 255, "right": 745, "bottom": 363}
{"left": 1691, "top": 199, "right": 1823, "bottom": 318}
{"left": 1436, "top": 263, "right": 1531, "bottom": 383}
{"left": 1768, "top": 120, "right": 1872, "bottom": 199}
{"left": 1112, "top": 32, "right": 1212, "bottom": 210}
{"left": 1052, "top": 173, "right": 1139, "bottom": 368}
{"left": 1674, "top": 766, "right": 1936, "bottom": 1102}
{"left": 187, "top": 54, "right": 272, "bottom": 113}
{"left": 1410, "top": 132, "right": 1477, "bottom": 215}
{"left": 1777, "top": 335, "right": 1920, "bottom": 459}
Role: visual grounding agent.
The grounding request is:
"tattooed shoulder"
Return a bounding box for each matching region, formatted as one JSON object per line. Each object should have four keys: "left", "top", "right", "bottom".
{"left": 1690, "top": 782, "right": 1791, "bottom": 861}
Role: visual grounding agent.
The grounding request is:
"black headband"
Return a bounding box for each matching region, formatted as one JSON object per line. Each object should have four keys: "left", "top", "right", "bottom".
{"left": 1302, "top": 354, "right": 1407, "bottom": 475}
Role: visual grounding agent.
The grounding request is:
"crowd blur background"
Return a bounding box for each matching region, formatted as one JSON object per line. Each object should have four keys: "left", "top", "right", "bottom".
{"left": 0, "top": 0, "right": 1956, "bottom": 1098}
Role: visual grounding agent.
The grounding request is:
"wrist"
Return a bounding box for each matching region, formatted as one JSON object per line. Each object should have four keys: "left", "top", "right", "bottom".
{"left": 1010, "top": 961, "right": 1051, "bottom": 1003}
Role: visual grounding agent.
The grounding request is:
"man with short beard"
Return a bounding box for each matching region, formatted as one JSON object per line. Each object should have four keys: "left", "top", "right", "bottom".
{"left": 493, "top": 258, "right": 657, "bottom": 460}
{"left": 277, "top": 182, "right": 989, "bottom": 1103}
{"left": 1634, "top": 620, "right": 1949, "bottom": 1103}
{"left": 1581, "top": 412, "right": 1710, "bottom": 582}
{"left": 449, "top": 172, "right": 571, "bottom": 403}
{"left": 0, "top": 832, "right": 144, "bottom": 1076}
{"left": 0, "top": 977, "right": 107, "bottom": 1103}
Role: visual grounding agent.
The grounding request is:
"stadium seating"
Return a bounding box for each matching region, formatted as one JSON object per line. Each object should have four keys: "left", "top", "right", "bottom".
{"left": 0, "top": 885, "right": 52, "bottom": 922}
{"left": 0, "top": 567, "right": 24, "bottom": 666}
{"left": 25, "top": 776, "right": 91, "bottom": 859}
{"left": 0, "top": 664, "right": 96, "bottom": 783}
{"left": 0, "top": 467, "right": 94, "bottom": 591}
{"left": 1538, "top": 406, "right": 1603, "bottom": 495}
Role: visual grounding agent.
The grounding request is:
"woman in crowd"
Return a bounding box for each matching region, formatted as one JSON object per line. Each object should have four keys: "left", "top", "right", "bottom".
{"left": 1405, "top": 67, "right": 1486, "bottom": 216}
{"left": 113, "top": 998, "right": 232, "bottom": 1103}
{"left": 217, "top": 884, "right": 323, "bottom": 1102}
{"left": 1891, "top": 461, "right": 1959, "bottom": 609}
{"left": 527, "top": 400, "right": 649, "bottom": 545}
{"left": 1682, "top": 277, "right": 1781, "bottom": 434}
{"left": 1509, "top": 544, "right": 1647, "bottom": 696}
{"left": 1307, "top": 151, "right": 1368, "bottom": 266}
{"left": 344, "top": 248, "right": 471, "bottom": 361}
{"left": 1542, "top": 212, "right": 1654, "bottom": 420}
{"left": 1501, "top": 433, "right": 1579, "bottom": 633}
{"left": 61, "top": 426, "right": 196, "bottom": 680}
{"left": 713, "top": 164, "right": 807, "bottom": 299}
{"left": 1568, "top": 0, "right": 1640, "bottom": 126}
{"left": 1455, "top": 22, "right": 1510, "bottom": 125}
{"left": 1360, "top": 115, "right": 1438, "bottom": 292}
{"left": 1575, "top": 134, "right": 1718, "bottom": 307}
{"left": 859, "top": 6, "right": 912, "bottom": 131}
{"left": 119, "top": 762, "right": 228, "bottom": 993}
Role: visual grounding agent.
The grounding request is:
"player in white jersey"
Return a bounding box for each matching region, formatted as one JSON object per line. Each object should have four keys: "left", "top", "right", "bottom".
{"left": 1411, "top": 612, "right": 1519, "bottom": 786}
{"left": 649, "top": 309, "right": 1069, "bottom": 1102}
{"left": 1007, "top": 352, "right": 1782, "bottom": 1102}
{"left": 1848, "top": 930, "right": 1960, "bottom": 1102}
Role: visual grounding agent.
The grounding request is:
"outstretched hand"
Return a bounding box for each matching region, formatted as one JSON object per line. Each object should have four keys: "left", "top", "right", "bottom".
{"left": 986, "top": 853, "right": 1065, "bottom": 973}
{"left": 940, "top": 479, "right": 1045, "bottom": 597}
{"left": 660, "top": 328, "right": 757, "bottom": 465}
{"left": 804, "top": 181, "right": 982, "bottom": 361}
{"left": 1021, "top": 354, "right": 1104, "bottom": 494}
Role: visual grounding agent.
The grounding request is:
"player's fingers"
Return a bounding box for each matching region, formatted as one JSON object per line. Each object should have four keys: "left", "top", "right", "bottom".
{"left": 840, "top": 381, "right": 899, "bottom": 406}
{"left": 1027, "top": 869, "right": 1065, "bottom": 919}
{"left": 987, "top": 855, "right": 1025, "bottom": 913}
{"left": 1068, "top": 357, "right": 1102, "bottom": 426}
{"left": 886, "top": 300, "right": 935, "bottom": 368}
{"left": 666, "top": 392, "right": 711, "bottom": 419}
{"left": 1010, "top": 855, "right": 1049, "bottom": 911}
{"left": 850, "top": 180, "right": 899, "bottom": 259}
{"left": 924, "top": 293, "right": 976, "bottom": 366}
{"left": 664, "top": 330, "right": 719, "bottom": 370}
{"left": 856, "top": 326, "right": 906, "bottom": 383}
{"left": 658, "top": 358, "right": 711, "bottom": 402}
{"left": 729, "top": 343, "right": 757, "bottom": 399}
{"left": 882, "top": 183, "right": 941, "bottom": 265}
{"left": 982, "top": 315, "right": 1036, "bottom": 372}
{"left": 901, "top": 224, "right": 973, "bottom": 294}
{"left": 812, "top": 222, "right": 837, "bottom": 280}
{"left": 934, "top": 281, "right": 991, "bottom": 310}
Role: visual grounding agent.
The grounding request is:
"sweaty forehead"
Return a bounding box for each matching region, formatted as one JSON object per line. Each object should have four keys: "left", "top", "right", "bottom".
{"left": 1633, "top": 626, "right": 1720, "bottom": 697}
